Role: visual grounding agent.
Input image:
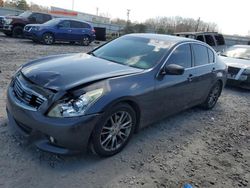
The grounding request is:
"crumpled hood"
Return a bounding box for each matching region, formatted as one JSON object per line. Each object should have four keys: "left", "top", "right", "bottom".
{"left": 219, "top": 56, "right": 250, "bottom": 69}
{"left": 21, "top": 53, "right": 143, "bottom": 91}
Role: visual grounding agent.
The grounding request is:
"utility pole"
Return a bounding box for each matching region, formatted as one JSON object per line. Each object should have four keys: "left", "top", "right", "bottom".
{"left": 195, "top": 17, "right": 200, "bottom": 32}
{"left": 96, "top": 7, "right": 99, "bottom": 16}
{"left": 127, "top": 9, "right": 131, "bottom": 22}
{"left": 72, "top": 0, "right": 75, "bottom": 10}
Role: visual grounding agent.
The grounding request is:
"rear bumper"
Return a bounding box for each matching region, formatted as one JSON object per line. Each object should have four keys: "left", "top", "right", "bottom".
{"left": 6, "top": 85, "right": 102, "bottom": 154}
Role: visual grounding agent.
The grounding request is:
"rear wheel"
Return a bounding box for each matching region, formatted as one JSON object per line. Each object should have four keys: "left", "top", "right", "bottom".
{"left": 201, "top": 81, "right": 222, "bottom": 109}
{"left": 12, "top": 26, "right": 23, "bottom": 38}
{"left": 42, "top": 33, "right": 54, "bottom": 45}
{"left": 81, "top": 35, "right": 90, "bottom": 46}
{"left": 91, "top": 103, "right": 136, "bottom": 157}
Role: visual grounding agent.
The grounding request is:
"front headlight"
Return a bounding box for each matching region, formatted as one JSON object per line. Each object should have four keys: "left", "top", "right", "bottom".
{"left": 48, "top": 88, "right": 104, "bottom": 118}
{"left": 31, "top": 26, "right": 41, "bottom": 31}
{"left": 242, "top": 68, "right": 250, "bottom": 75}
{"left": 5, "top": 18, "right": 13, "bottom": 25}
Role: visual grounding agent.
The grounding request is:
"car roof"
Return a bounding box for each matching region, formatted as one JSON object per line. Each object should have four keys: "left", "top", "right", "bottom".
{"left": 231, "top": 45, "right": 250, "bottom": 49}
{"left": 126, "top": 33, "right": 196, "bottom": 43}
{"left": 174, "top": 31, "right": 220, "bottom": 35}
{"left": 52, "top": 17, "right": 91, "bottom": 24}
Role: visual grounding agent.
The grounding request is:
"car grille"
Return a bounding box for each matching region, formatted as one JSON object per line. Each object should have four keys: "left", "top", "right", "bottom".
{"left": 228, "top": 66, "right": 240, "bottom": 75}
{"left": 13, "top": 78, "right": 45, "bottom": 109}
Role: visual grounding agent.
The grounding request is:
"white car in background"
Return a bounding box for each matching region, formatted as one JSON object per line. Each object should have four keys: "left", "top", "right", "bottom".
{"left": 219, "top": 45, "right": 250, "bottom": 89}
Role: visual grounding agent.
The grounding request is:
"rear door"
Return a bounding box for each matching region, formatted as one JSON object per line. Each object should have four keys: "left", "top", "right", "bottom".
{"left": 188, "top": 43, "right": 216, "bottom": 104}
{"left": 154, "top": 43, "right": 195, "bottom": 118}
{"left": 70, "top": 21, "right": 91, "bottom": 41}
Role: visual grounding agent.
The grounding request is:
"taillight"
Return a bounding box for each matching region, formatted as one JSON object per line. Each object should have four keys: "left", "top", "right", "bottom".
{"left": 92, "top": 29, "right": 95, "bottom": 33}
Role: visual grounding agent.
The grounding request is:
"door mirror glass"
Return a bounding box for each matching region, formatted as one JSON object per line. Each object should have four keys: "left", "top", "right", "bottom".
{"left": 163, "top": 64, "right": 185, "bottom": 75}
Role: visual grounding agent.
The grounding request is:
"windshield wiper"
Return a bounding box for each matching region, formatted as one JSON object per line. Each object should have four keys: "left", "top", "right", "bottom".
{"left": 236, "top": 57, "right": 250, "bottom": 60}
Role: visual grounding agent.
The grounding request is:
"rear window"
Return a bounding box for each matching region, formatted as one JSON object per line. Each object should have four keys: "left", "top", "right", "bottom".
{"left": 192, "top": 44, "right": 209, "bottom": 66}
{"left": 205, "top": 35, "right": 215, "bottom": 46}
{"left": 71, "top": 21, "right": 91, "bottom": 28}
{"left": 214, "top": 34, "right": 225, "bottom": 45}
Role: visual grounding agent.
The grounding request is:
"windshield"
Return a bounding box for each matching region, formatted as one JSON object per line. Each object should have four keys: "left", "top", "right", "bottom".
{"left": 18, "top": 11, "right": 32, "bottom": 18}
{"left": 43, "top": 19, "right": 60, "bottom": 26}
{"left": 92, "top": 36, "right": 171, "bottom": 69}
{"left": 221, "top": 46, "right": 250, "bottom": 60}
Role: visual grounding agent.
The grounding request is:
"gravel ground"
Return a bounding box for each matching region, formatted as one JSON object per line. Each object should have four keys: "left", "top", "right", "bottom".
{"left": 0, "top": 33, "right": 249, "bottom": 188}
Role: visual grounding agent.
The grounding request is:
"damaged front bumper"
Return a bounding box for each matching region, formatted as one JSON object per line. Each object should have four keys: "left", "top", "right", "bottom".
{"left": 6, "top": 81, "right": 101, "bottom": 155}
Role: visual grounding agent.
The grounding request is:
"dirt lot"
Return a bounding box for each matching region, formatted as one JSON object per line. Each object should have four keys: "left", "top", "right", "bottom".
{"left": 0, "top": 33, "right": 249, "bottom": 188}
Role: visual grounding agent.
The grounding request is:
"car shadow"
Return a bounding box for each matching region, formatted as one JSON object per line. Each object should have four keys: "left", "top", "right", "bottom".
{"left": 225, "top": 85, "right": 250, "bottom": 93}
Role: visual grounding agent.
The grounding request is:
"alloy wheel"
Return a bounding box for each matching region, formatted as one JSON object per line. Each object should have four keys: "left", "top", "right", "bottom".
{"left": 43, "top": 34, "right": 54, "bottom": 45}
{"left": 100, "top": 111, "right": 132, "bottom": 151}
{"left": 207, "top": 83, "right": 221, "bottom": 108}
{"left": 82, "top": 36, "right": 90, "bottom": 46}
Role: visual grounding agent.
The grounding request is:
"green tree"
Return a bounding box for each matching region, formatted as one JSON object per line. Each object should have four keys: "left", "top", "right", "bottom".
{"left": 16, "top": 0, "right": 29, "bottom": 10}
{"left": 0, "top": 0, "right": 4, "bottom": 7}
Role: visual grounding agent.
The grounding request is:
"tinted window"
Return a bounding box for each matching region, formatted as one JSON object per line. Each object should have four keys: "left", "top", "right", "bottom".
{"left": 70, "top": 21, "right": 81, "bottom": 28}
{"left": 32, "top": 13, "right": 44, "bottom": 23}
{"left": 60, "top": 20, "right": 70, "bottom": 28}
{"left": 193, "top": 44, "right": 209, "bottom": 66}
{"left": 208, "top": 48, "right": 215, "bottom": 63}
{"left": 196, "top": 35, "right": 204, "bottom": 42}
{"left": 205, "top": 35, "right": 215, "bottom": 46}
{"left": 43, "top": 14, "right": 51, "bottom": 22}
{"left": 168, "top": 44, "right": 192, "bottom": 68}
{"left": 214, "top": 34, "right": 225, "bottom": 45}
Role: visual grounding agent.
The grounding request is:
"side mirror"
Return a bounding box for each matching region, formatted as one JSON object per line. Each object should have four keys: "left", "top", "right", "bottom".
{"left": 162, "top": 64, "right": 185, "bottom": 75}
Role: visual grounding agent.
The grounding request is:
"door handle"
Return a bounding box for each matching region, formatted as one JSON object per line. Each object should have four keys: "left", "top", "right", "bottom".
{"left": 187, "top": 74, "right": 193, "bottom": 82}
{"left": 68, "top": 29, "right": 72, "bottom": 32}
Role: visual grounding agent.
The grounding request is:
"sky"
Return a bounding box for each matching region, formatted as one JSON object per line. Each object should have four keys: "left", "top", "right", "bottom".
{"left": 26, "top": 0, "right": 250, "bottom": 36}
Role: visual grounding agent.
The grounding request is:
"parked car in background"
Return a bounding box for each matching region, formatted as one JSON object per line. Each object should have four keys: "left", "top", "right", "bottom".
{"left": 6, "top": 34, "right": 227, "bottom": 157}
{"left": 0, "top": 16, "right": 5, "bottom": 30}
{"left": 219, "top": 45, "right": 250, "bottom": 89}
{"left": 175, "top": 32, "right": 226, "bottom": 52}
{"left": 24, "top": 18, "right": 96, "bottom": 45}
{"left": 1, "top": 11, "right": 52, "bottom": 37}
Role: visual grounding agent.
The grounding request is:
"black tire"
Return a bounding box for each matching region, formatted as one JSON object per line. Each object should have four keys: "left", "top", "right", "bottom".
{"left": 91, "top": 103, "right": 136, "bottom": 157}
{"left": 201, "top": 81, "right": 222, "bottom": 110}
{"left": 81, "top": 35, "right": 90, "bottom": 46}
{"left": 12, "top": 26, "right": 23, "bottom": 38}
{"left": 3, "top": 32, "right": 12, "bottom": 37}
{"left": 42, "top": 33, "right": 54, "bottom": 45}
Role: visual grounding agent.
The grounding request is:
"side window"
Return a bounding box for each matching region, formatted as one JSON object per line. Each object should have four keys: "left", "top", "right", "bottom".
{"left": 43, "top": 14, "right": 51, "bottom": 22}
{"left": 32, "top": 13, "right": 44, "bottom": 23}
{"left": 192, "top": 44, "right": 209, "bottom": 66}
{"left": 60, "top": 21, "right": 70, "bottom": 28}
{"left": 196, "top": 35, "right": 205, "bottom": 42}
{"left": 205, "top": 35, "right": 215, "bottom": 46}
{"left": 167, "top": 44, "right": 192, "bottom": 68}
{"left": 70, "top": 21, "right": 81, "bottom": 28}
{"left": 80, "top": 22, "right": 91, "bottom": 29}
{"left": 207, "top": 48, "right": 215, "bottom": 63}
{"left": 214, "top": 34, "right": 225, "bottom": 45}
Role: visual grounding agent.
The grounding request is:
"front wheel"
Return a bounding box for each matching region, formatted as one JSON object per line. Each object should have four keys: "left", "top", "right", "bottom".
{"left": 12, "top": 26, "right": 23, "bottom": 38}
{"left": 42, "top": 33, "right": 54, "bottom": 45}
{"left": 201, "top": 81, "right": 222, "bottom": 109}
{"left": 91, "top": 103, "right": 136, "bottom": 157}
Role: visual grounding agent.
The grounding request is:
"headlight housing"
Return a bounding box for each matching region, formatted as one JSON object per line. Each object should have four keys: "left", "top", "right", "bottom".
{"left": 31, "top": 26, "right": 41, "bottom": 31}
{"left": 4, "top": 18, "right": 13, "bottom": 25}
{"left": 242, "top": 68, "right": 250, "bottom": 75}
{"left": 48, "top": 88, "right": 104, "bottom": 118}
